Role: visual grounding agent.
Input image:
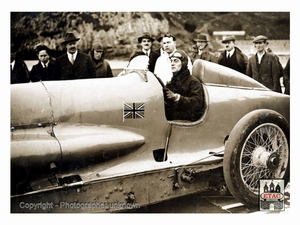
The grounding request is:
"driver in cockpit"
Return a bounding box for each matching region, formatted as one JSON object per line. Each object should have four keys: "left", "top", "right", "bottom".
{"left": 163, "top": 50, "right": 205, "bottom": 122}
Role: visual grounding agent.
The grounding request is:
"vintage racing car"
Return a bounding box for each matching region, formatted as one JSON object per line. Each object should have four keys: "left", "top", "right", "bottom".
{"left": 11, "top": 56, "right": 290, "bottom": 212}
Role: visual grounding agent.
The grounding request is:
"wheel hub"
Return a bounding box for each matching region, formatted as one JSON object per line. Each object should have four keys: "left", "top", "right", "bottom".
{"left": 252, "top": 146, "right": 270, "bottom": 167}
{"left": 252, "top": 146, "right": 280, "bottom": 170}
{"left": 266, "top": 152, "right": 280, "bottom": 170}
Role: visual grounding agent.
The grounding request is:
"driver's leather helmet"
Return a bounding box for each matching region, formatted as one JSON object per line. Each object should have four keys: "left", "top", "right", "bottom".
{"left": 170, "top": 50, "right": 188, "bottom": 70}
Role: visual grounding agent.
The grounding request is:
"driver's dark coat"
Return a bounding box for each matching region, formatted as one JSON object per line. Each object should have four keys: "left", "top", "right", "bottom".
{"left": 164, "top": 68, "right": 204, "bottom": 121}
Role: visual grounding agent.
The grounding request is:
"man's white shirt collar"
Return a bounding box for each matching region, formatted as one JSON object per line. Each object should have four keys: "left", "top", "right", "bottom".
{"left": 67, "top": 51, "right": 78, "bottom": 61}
{"left": 256, "top": 51, "right": 265, "bottom": 64}
{"left": 143, "top": 50, "right": 150, "bottom": 56}
{"left": 42, "top": 61, "right": 49, "bottom": 68}
{"left": 226, "top": 48, "right": 235, "bottom": 57}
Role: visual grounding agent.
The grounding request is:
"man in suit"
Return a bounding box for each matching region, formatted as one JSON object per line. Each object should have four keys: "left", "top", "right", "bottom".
{"left": 30, "top": 44, "right": 57, "bottom": 82}
{"left": 55, "top": 32, "right": 96, "bottom": 80}
{"left": 129, "top": 32, "right": 159, "bottom": 73}
{"left": 218, "top": 35, "right": 248, "bottom": 74}
{"left": 246, "top": 35, "right": 281, "bottom": 93}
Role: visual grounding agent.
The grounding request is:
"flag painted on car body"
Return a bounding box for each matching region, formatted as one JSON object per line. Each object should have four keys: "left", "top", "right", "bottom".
{"left": 123, "top": 102, "right": 145, "bottom": 119}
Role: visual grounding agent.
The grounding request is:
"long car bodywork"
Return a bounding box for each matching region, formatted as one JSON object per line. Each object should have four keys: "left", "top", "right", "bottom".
{"left": 11, "top": 57, "right": 289, "bottom": 212}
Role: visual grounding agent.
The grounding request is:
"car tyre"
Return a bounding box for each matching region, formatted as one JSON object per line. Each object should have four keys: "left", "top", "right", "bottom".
{"left": 223, "top": 109, "right": 290, "bottom": 206}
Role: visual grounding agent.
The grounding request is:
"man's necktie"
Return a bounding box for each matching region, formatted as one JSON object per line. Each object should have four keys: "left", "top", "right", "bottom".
{"left": 70, "top": 54, "right": 75, "bottom": 64}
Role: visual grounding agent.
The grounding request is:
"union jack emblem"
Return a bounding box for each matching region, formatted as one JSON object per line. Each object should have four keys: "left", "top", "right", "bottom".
{"left": 123, "top": 102, "right": 145, "bottom": 119}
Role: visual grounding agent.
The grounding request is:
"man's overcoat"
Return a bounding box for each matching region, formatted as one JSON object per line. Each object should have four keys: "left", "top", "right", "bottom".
{"left": 246, "top": 52, "right": 282, "bottom": 93}
{"left": 30, "top": 58, "right": 57, "bottom": 82}
{"left": 190, "top": 46, "right": 218, "bottom": 64}
{"left": 55, "top": 52, "right": 96, "bottom": 80}
{"left": 218, "top": 47, "right": 248, "bottom": 74}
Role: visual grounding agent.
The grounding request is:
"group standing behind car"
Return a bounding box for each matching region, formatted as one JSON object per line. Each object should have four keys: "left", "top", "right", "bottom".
{"left": 10, "top": 32, "right": 289, "bottom": 95}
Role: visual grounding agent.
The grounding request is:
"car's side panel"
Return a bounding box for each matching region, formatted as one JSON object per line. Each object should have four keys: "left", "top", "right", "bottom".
{"left": 11, "top": 165, "right": 224, "bottom": 213}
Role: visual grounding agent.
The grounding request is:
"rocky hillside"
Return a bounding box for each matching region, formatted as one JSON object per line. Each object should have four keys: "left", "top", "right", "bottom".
{"left": 11, "top": 12, "right": 290, "bottom": 60}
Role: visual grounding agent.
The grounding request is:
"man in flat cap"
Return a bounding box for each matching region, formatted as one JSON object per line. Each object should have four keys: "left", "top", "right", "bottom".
{"left": 246, "top": 35, "right": 282, "bottom": 93}
{"left": 218, "top": 35, "right": 248, "bottom": 74}
{"left": 189, "top": 33, "right": 218, "bottom": 64}
{"left": 129, "top": 32, "right": 159, "bottom": 73}
{"left": 55, "top": 32, "right": 96, "bottom": 80}
{"left": 30, "top": 44, "right": 57, "bottom": 82}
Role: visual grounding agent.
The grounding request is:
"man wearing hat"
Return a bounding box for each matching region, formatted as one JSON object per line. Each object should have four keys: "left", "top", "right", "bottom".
{"left": 30, "top": 44, "right": 57, "bottom": 82}
{"left": 89, "top": 41, "right": 113, "bottom": 78}
{"left": 246, "top": 35, "right": 281, "bottom": 93}
{"left": 218, "top": 35, "right": 248, "bottom": 74}
{"left": 129, "top": 32, "right": 159, "bottom": 73}
{"left": 190, "top": 34, "right": 218, "bottom": 64}
{"left": 55, "top": 32, "right": 96, "bottom": 80}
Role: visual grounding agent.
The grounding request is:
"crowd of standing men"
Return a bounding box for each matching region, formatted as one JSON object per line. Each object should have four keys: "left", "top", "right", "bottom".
{"left": 10, "top": 31, "right": 290, "bottom": 95}
{"left": 10, "top": 32, "right": 113, "bottom": 84}
{"left": 189, "top": 33, "right": 289, "bottom": 94}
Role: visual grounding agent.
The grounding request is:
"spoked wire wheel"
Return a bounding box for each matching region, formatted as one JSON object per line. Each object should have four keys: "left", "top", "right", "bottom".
{"left": 223, "top": 109, "right": 290, "bottom": 206}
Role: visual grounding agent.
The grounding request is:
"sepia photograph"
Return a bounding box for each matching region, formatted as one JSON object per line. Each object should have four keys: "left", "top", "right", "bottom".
{"left": 6, "top": 1, "right": 297, "bottom": 222}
